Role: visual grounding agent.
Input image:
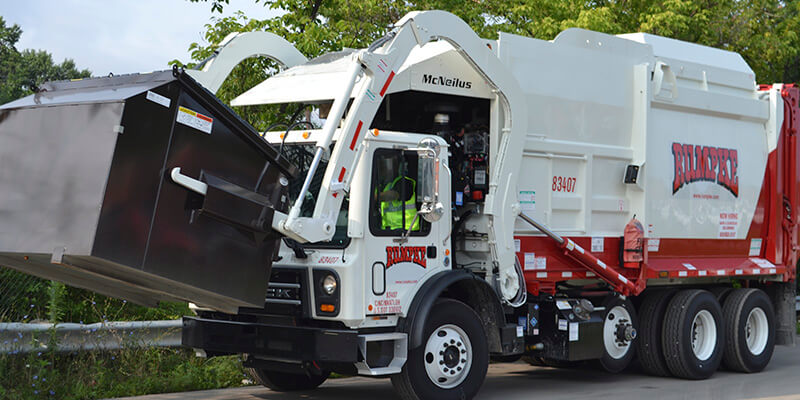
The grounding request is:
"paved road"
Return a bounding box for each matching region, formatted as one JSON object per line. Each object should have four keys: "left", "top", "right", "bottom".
{"left": 117, "top": 338, "right": 800, "bottom": 400}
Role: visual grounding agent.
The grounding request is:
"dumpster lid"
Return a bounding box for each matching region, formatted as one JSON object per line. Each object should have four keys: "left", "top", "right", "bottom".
{"left": 0, "top": 71, "right": 175, "bottom": 110}
{"left": 0, "top": 69, "right": 299, "bottom": 178}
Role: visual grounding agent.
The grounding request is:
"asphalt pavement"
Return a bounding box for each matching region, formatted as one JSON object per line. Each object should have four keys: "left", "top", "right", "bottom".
{"left": 116, "top": 337, "right": 800, "bottom": 400}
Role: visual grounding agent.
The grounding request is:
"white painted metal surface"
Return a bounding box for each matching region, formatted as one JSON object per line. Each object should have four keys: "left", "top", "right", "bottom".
{"left": 245, "top": 11, "right": 782, "bottom": 330}
{"left": 499, "top": 28, "right": 777, "bottom": 240}
{"left": 232, "top": 41, "right": 494, "bottom": 106}
{"left": 186, "top": 31, "right": 308, "bottom": 94}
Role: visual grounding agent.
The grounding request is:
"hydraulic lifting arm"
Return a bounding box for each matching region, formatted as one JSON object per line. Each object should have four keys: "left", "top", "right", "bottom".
{"left": 273, "top": 10, "right": 530, "bottom": 302}
{"left": 518, "top": 213, "right": 646, "bottom": 296}
{"left": 186, "top": 31, "right": 308, "bottom": 94}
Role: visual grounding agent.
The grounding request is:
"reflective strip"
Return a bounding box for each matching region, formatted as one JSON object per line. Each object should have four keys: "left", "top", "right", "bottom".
{"left": 379, "top": 71, "right": 395, "bottom": 96}
{"left": 562, "top": 272, "right": 572, "bottom": 278}
{"left": 566, "top": 240, "right": 575, "bottom": 251}
{"left": 682, "top": 263, "right": 696, "bottom": 270}
{"left": 536, "top": 272, "right": 547, "bottom": 278}
{"left": 618, "top": 274, "right": 628, "bottom": 284}
{"left": 717, "top": 270, "right": 726, "bottom": 276}
{"left": 769, "top": 268, "right": 776, "bottom": 274}
{"left": 678, "top": 271, "right": 688, "bottom": 277}
{"left": 382, "top": 203, "right": 416, "bottom": 213}
{"left": 349, "top": 120, "right": 363, "bottom": 150}
{"left": 735, "top": 269, "right": 743, "bottom": 275}
{"left": 753, "top": 268, "right": 761, "bottom": 274}
{"left": 597, "top": 260, "right": 607, "bottom": 269}
{"left": 586, "top": 272, "right": 595, "bottom": 277}
{"left": 699, "top": 271, "right": 707, "bottom": 276}
{"left": 575, "top": 245, "right": 585, "bottom": 254}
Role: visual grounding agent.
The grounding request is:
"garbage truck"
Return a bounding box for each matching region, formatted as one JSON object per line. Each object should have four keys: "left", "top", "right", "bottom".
{"left": 0, "top": 10, "right": 797, "bottom": 400}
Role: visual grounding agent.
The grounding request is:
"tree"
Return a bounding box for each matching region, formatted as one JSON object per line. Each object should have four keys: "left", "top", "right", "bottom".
{"left": 0, "top": 16, "right": 91, "bottom": 105}
{"left": 179, "top": 0, "right": 799, "bottom": 122}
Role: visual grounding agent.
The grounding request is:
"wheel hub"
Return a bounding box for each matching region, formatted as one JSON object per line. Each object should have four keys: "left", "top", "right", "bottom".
{"left": 443, "top": 346, "right": 460, "bottom": 368}
{"left": 603, "top": 305, "right": 634, "bottom": 360}
{"left": 690, "top": 309, "right": 717, "bottom": 361}
{"left": 745, "top": 307, "right": 768, "bottom": 355}
{"left": 424, "top": 324, "right": 472, "bottom": 389}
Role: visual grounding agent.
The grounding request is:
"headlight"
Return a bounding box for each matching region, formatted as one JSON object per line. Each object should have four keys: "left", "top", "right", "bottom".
{"left": 322, "top": 274, "right": 337, "bottom": 295}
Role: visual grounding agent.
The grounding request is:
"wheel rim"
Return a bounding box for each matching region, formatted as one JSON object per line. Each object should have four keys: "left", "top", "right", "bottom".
{"left": 745, "top": 307, "right": 769, "bottom": 355}
{"left": 603, "top": 305, "right": 635, "bottom": 359}
{"left": 691, "top": 310, "right": 717, "bottom": 361}
{"left": 423, "top": 324, "right": 473, "bottom": 389}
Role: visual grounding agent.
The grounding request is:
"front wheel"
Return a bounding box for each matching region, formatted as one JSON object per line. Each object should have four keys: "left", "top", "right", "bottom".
{"left": 391, "top": 298, "right": 489, "bottom": 400}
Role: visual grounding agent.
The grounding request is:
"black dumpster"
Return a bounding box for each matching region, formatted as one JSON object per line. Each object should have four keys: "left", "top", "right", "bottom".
{"left": 0, "top": 68, "right": 297, "bottom": 313}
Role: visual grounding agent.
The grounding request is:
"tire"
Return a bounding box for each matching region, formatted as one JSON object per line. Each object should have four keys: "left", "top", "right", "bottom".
{"left": 662, "top": 290, "right": 724, "bottom": 379}
{"left": 636, "top": 289, "right": 677, "bottom": 377}
{"left": 391, "top": 298, "right": 489, "bottom": 400}
{"left": 596, "top": 296, "right": 638, "bottom": 373}
{"left": 721, "top": 288, "right": 776, "bottom": 373}
{"left": 709, "top": 287, "right": 734, "bottom": 304}
{"left": 247, "top": 368, "right": 329, "bottom": 391}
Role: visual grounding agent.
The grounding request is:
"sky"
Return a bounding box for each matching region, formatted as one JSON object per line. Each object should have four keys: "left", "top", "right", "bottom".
{"left": 1, "top": 0, "right": 283, "bottom": 75}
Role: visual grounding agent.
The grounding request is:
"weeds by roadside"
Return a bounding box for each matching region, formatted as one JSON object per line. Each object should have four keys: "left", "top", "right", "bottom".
{"left": 0, "top": 347, "right": 246, "bottom": 400}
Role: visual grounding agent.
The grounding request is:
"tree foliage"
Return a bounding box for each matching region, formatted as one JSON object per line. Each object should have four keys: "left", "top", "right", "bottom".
{"left": 0, "top": 17, "right": 91, "bottom": 105}
{"left": 184, "top": 0, "right": 800, "bottom": 84}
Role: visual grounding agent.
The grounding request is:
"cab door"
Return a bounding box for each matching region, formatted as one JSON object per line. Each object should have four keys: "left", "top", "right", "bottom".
{"left": 364, "top": 145, "right": 448, "bottom": 316}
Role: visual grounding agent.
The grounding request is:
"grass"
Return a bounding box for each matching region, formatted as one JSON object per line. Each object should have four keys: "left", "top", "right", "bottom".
{"left": 0, "top": 270, "right": 249, "bottom": 399}
{"left": 0, "top": 347, "right": 247, "bottom": 400}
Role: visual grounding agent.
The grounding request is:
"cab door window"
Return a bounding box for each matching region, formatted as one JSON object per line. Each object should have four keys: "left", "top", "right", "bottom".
{"left": 369, "top": 149, "right": 430, "bottom": 236}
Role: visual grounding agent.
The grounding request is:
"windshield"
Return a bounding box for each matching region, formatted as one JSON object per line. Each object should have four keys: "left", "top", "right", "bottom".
{"left": 281, "top": 143, "right": 350, "bottom": 248}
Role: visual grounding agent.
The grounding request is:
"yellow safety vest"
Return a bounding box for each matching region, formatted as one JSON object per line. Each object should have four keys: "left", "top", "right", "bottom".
{"left": 380, "top": 176, "right": 420, "bottom": 231}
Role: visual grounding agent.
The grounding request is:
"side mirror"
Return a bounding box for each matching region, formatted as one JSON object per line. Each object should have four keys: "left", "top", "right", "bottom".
{"left": 415, "top": 138, "right": 444, "bottom": 223}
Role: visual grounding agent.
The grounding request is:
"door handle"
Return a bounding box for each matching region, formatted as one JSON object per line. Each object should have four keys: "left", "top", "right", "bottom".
{"left": 170, "top": 167, "right": 208, "bottom": 195}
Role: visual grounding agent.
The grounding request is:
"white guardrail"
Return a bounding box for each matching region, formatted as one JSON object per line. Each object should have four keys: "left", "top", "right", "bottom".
{"left": 0, "top": 320, "right": 182, "bottom": 354}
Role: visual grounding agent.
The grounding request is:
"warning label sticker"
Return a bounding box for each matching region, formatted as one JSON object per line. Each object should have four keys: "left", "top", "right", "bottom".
{"left": 718, "top": 212, "right": 738, "bottom": 238}
{"left": 177, "top": 106, "right": 213, "bottom": 134}
{"left": 749, "top": 238, "right": 762, "bottom": 256}
{"left": 519, "top": 191, "right": 535, "bottom": 212}
{"left": 591, "top": 237, "right": 604, "bottom": 253}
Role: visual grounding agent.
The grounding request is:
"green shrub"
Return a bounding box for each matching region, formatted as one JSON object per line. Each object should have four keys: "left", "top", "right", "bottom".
{"left": 0, "top": 347, "right": 246, "bottom": 399}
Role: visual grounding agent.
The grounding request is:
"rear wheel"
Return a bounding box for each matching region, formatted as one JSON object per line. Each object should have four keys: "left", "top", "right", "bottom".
{"left": 721, "top": 288, "right": 775, "bottom": 373}
{"left": 636, "top": 289, "right": 676, "bottom": 377}
{"left": 662, "top": 290, "right": 724, "bottom": 379}
{"left": 247, "top": 368, "right": 329, "bottom": 391}
{"left": 597, "top": 296, "right": 638, "bottom": 373}
{"left": 391, "top": 298, "right": 488, "bottom": 400}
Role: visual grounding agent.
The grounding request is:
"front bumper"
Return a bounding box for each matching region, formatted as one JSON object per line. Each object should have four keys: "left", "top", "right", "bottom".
{"left": 182, "top": 317, "right": 359, "bottom": 362}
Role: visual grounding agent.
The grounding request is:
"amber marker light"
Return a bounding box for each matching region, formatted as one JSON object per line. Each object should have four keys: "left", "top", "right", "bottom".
{"left": 320, "top": 304, "right": 335, "bottom": 312}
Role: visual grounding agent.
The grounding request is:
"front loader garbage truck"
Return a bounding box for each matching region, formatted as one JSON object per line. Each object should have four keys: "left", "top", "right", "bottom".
{"left": 0, "top": 10, "right": 797, "bottom": 400}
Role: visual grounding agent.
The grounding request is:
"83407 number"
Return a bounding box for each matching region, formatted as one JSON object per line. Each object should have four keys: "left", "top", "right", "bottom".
{"left": 552, "top": 176, "right": 576, "bottom": 192}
